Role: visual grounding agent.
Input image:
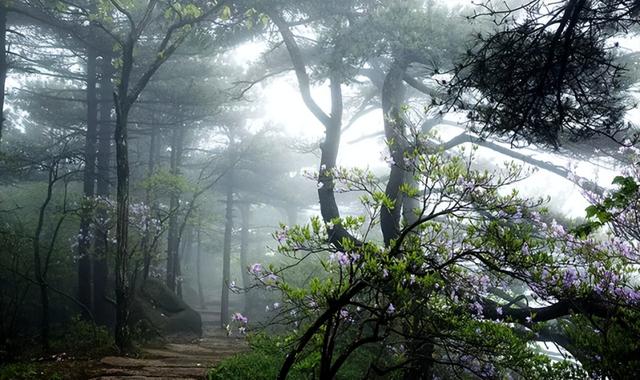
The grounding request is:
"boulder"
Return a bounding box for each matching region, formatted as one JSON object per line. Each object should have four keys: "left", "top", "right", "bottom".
{"left": 131, "top": 279, "right": 202, "bottom": 342}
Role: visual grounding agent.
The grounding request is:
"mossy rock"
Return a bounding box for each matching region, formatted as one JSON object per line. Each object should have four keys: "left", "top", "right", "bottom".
{"left": 130, "top": 278, "right": 202, "bottom": 342}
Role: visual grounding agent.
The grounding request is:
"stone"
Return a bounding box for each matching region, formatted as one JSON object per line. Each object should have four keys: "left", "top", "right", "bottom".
{"left": 130, "top": 279, "right": 202, "bottom": 342}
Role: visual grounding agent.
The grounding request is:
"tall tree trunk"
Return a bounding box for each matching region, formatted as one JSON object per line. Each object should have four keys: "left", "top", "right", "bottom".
{"left": 33, "top": 168, "right": 56, "bottom": 351}
{"left": 269, "top": 12, "right": 351, "bottom": 248}
{"left": 94, "top": 56, "right": 114, "bottom": 327}
{"left": 239, "top": 203, "right": 250, "bottom": 314}
{"left": 114, "top": 105, "right": 131, "bottom": 352}
{"left": 177, "top": 225, "right": 192, "bottom": 298}
{"left": 196, "top": 226, "right": 204, "bottom": 309}
{"left": 220, "top": 171, "right": 234, "bottom": 328}
{"left": 0, "top": 5, "right": 6, "bottom": 144}
{"left": 380, "top": 57, "right": 409, "bottom": 247}
{"left": 78, "top": 47, "right": 99, "bottom": 317}
{"left": 166, "top": 128, "right": 184, "bottom": 293}
{"left": 113, "top": 39, "right": 134, "bottom": 351}
{"left": 142, "top": 126, "right": 158, "bottom": 280}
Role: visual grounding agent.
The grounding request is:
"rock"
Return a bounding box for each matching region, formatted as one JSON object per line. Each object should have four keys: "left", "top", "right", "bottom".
{"left": 130, "top": 279, "right": 202, "bottom": 342}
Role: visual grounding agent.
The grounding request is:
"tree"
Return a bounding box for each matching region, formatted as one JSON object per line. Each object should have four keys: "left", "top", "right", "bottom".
{"left": 78, "top": 0, "right": 225, "bottom": 351}
{"left": 238, "top": 1, "right": 640, "bottom": 378}
{"left": 246, "top": 142, "right": 640, "bottom": 379}
{"left": 0, "top": 2, "right": 7, "bottom": 144}
{"left": 452, "top": 0, "right": 640, "bottom": 148}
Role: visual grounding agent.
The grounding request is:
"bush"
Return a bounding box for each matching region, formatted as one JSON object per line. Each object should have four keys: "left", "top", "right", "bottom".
{"left": 50, "top": 316, "right": 116, "bottom": 358}
{"left": 208, "top": 334, "right": 302, "bottom": 380}
{"left": 208, "top": 333, "right": 398, "bottom": 380}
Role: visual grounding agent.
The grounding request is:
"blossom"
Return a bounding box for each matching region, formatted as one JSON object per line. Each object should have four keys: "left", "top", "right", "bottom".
{"left": 249, "top": 263, "right": 263, "bottom": 275}
{"left": 562, "top": 267, "right": 578, "bottom": 289}
{"left": 275, "top": 228, "right": 288, "bottom": 244}
{"left": 471, "top": 301, "right": 483, "bottom": 316}
{"left": 550, "top": 219, "right": 566, "bottom": 237}
{"left": 337, "top": 251, "right": 350, "bottom": 266}
{"left": 232, "top": 312, "right": 248, "bottom": 324}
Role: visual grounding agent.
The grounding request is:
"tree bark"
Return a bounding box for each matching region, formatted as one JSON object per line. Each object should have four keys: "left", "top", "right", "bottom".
{"left": 166, "top": 127, "right": 184, "bottom": 293}
{"left": 142, "top": 126, "right": 158, "bottom": 280}
{"left": 113, "top": 38, "right": 135, "bottom": 352}
{"left": 220, "top": 170, "right": 234, "bottom": 328}
{"left": 0, "top": 4, "right": 6, "bottom": 144}
{"left": 269, "top": 12, "right": 355, "bottom": 248}
{"left": 114, "top": 104, "right": 131, "bottom": 351}
{"left": 78, "top": 47, "right": 99, "bottom": 318}
{"left": 380, "top": 57, "right": 409, "bottom": 247}
{"left": 93, "top": 56, "right": 114, "bottom": 327}
{"left": 239, "top": 203, "right": 250, "bottom": 313}
{"left": 33, "top": 167, "right": 56, "bottom": 351}
{"left": 196, "top": 226, "right": 204, "bottom": 309}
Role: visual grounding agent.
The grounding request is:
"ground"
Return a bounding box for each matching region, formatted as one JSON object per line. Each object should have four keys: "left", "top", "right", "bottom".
{"left": 14, "top": 306, "right": 247, "bottom": 380}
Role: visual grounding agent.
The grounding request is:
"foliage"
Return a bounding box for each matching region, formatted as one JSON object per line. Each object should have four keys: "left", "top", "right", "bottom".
{"left": 50, "top": 316, "right": 116, "bottom": 359}
{"left": 0, "top": 363, "right": 40, "bottom": 380}
{"left": 451, "top": 0, "right": 638, "bottom": 147}
{"left": 241, "top": 145, "right": 639, "bottom": 378}
{"left": 208, "top": 333, "right": 396, "bottom": 380}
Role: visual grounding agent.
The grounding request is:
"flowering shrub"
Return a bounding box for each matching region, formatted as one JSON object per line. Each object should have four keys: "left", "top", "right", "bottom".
{"left": 240, "top": 145, "right": 640, "bottom": 379}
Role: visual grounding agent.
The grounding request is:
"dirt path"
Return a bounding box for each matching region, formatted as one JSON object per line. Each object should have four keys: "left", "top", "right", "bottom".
{"left": 88, "top": 308, "right": 247, "bottom": 380}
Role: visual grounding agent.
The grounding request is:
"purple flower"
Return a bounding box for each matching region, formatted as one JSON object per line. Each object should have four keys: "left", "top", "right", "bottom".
{"left": 471, "top": 301, "right": 483, "bottom": 316}
{"left": 232, "top": 312, "right": 248, "bottom": 324}
{"left": 562, "top": 267, "right": 578, "bottom": 289}
{"left": 249, "top": 263, "right": 263, "bottom": 275}
{"left": 550, "top": 219, "right": 566, "bottom": 237}
{"left": 337, "top": 251, "right": 350, "bottom": 266}
{"left": 264, "top": 273, "right": 279, "bottom": 283}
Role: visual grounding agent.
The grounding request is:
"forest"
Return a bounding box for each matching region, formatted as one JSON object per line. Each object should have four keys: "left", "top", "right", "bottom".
{"left": 0, "top": 0, "right": 639, "bottom": 379}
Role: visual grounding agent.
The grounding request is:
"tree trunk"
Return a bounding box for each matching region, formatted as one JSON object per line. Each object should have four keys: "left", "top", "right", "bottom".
{"left": 239, "top": 203, "right": 250, "bottom": 314}
{"left": 33, "top": 168, "right": 56, "bottom": 351}
{"left": 269, "top": 13, "right": 353, "bottom": 248}
{"left": 177, "top": 225, "right": 192, "bottom": 298}
{"left": 114, "top": 105, "right": 131, "bottom": 352}
{"left": 94, "top": 56, "right": 114, "bottom": 327}
{"left": 142, "top": 126, "right": 158, "bottom": 280}
{"left": 196, "top": 226, "right": 204, "bottom": 309}
{"left": 166, "top": 127, "right": 184, "bottom": 293}
{"left": 0, "top": 5, "right": 6, "bottom": 144}
{"left": 78, "top": 47, "right": 99, "bottom": 317}
{"left": 380, "top": 57, "right": 409, "bottom": 247}
{"left": 220, "top": 171, "right": 234, "bottom": 328}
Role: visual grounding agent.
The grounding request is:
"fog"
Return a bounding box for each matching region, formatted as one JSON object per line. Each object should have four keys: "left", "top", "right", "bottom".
{"left": 1, "top": 1, "right": 639, "bottom": 379}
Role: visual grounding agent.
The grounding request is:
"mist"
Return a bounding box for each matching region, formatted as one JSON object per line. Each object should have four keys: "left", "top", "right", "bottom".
{"left": 1, "top": 1, "right": 639, "bottom": 379}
